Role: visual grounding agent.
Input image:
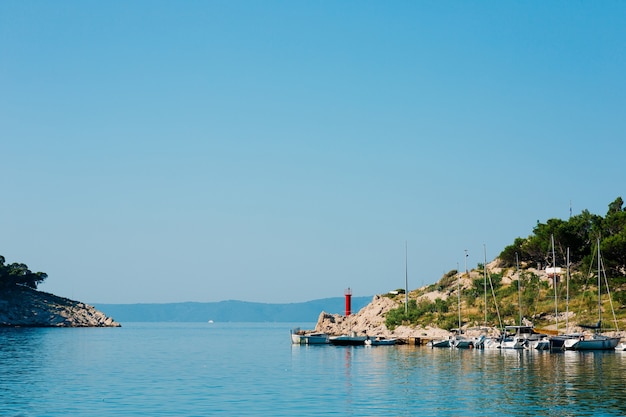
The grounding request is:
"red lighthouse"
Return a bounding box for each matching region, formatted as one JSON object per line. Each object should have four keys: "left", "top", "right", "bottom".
{"left": 345, "top": 287, "right": 352, "bottom": 316}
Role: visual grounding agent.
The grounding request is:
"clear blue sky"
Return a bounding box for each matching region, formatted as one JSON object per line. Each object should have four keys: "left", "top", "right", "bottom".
{"left": 1, "top": 1, "right": 624, "bottom": 304}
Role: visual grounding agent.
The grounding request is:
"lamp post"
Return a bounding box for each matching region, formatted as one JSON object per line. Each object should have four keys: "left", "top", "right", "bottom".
{"left": 405, "top": 241, "right": 408, "bottom": 314}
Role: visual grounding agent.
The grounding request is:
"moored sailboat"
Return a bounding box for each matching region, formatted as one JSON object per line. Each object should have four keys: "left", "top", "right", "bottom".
{"left": 547, "top": 246, "right": 579, "bottom": 350}
{"left": 450, "top": 251, "right": 477, "bottom": 349}
{"left": 563, "top": 239, "right": 620, "bottom": 351}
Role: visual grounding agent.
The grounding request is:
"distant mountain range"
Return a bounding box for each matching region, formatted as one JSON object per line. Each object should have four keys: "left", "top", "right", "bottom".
{"left": 94, "top": 296, "right": 373, "bottom": 323}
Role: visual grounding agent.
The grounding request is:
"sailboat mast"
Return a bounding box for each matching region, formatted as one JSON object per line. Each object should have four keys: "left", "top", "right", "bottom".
{"left": 460, "top": 250, "right": 467, "bottom": 329}
{"left": 552, "top": 235, "right": 558, "bottom": 332}
{"left": 597, "top": 238, "right": 601, "bottom": 326}
{"left": 516, "top": 252, "right": 521, "bottom": 326}
{"left": 566, "top": 247, "right": 570, "bottom": 332}
{"left": 483, "top": 245, "right": 487, "bottom": 327}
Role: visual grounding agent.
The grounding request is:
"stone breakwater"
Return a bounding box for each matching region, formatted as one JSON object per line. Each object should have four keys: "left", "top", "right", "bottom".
{"left": 314, "top": 294, "right": 450, "bottom": 340}
{"left": 0, "top": 287, "right": 120, "bottom": 327}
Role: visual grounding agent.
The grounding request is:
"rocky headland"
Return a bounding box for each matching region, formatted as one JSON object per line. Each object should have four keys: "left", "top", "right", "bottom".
{"left": 314, "top": 294, "right": 451, "bottom": 340}
{"left": 313, "top": 261, "right": 505, "bottom": 340}
{"left": 0, "top": 286, "right": 120, "bottom": 327}
{"left": 312, "top": 260, "right": 621, "bottom": 341}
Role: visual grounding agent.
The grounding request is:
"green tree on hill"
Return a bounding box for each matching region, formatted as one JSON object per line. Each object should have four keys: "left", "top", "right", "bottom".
{"left": 386, "top": 197, "right": 626, "bottom": 330}
{"left": 499, "top": 197, "right": 626, "bottom": 274}
{"left": 0, "top": 256, "right": 48, "bottom": 289}
{"left": 601, "top": 197, "right": 626, "bottom": 276}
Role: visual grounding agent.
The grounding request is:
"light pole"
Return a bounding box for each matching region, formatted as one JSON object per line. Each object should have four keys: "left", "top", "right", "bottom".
{"left": 405, "top": 241, "right": 408, "bottom": 314}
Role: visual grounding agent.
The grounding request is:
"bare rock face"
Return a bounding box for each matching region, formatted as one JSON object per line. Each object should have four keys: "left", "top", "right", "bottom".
{"left": 314, "top": 295, "right": 400, "bottom": 337}
{"left": 314, "top": 294, "right": 453, "bottom": 340}
{"left": 0, "top": 287, "right": 121, "bottom": 327}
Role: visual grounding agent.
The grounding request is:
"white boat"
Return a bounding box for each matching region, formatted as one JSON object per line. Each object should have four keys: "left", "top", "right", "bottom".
{"left": 499, "top": 253, "right": 547, "bottom": 350}
{"left": 427, "top": 338, "right": 452, "bottom": 348}
{"left": 499, "top": 326, "right": 547, "bottom": 349}
{"left": 290, "top": 328, "right": 330, "bottom": 345}
{"left": 563, "top": 240, "right": 621, "bottom": 351}
{"left": 563, "top": 332, "right": 620, "bottom": 351}
{"left": 450, "top": 254, "right": 475, "bottom": 349}
{"left": 451, "top": 339, "right": 475, "bottom": 349}
{"left": 329, "top": 334, "right": 368, "bottom": 346}
{"left": 329, "top": 331, "right": 368, "bottom": 346}
{"left": 450, "top": 328, "right": 478, "bottom": 349}
{"left": 534, "top": 338, "right": 550, "bottom": 351}
{"left": 541, "top": 235, "right": 564, "bottom": 351}
{"left": 548, "top": 334, "right": 579, "bottom": 350}
{"left": 479, "top": 247, "right": 505, "bottom": 349}
{"left": 450, "top": 250, "right": 492, "bottom": 350}
{"left": 365, "top": 336, "right": 397, "bottom": 346}
{"left": 547, "top": 245, "right": 578, "bottom": 351}
{"left": 469, "top": 247, "right": 500, "bottom": 350}
{"left": 291, "top": 333, "right": 330, "bottom": 345}
{"left": 483, "top": 334, "right": 506, "bottom": 349}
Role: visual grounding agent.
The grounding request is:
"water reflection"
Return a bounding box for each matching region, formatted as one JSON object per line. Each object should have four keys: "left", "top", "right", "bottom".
{"left": 351, "top": 346, "right": 626, "bottom": 416}
{"left": 0, "top": 328, "right": 45, "bottom": 414}
{"left": 292, "top": 346, "right": 626, "bottom": 416}
{"left": 6, "top": 326, "right": 626, "bottom": 417}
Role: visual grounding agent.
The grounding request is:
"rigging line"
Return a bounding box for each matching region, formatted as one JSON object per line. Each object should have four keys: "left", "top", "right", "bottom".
{"left": 565, "top": 247, "right": 570, "bottom": 333}
{"left": 552, "top": 234, "right": 558, "bottom": 333}
{"left": 599, "top": 249, "right": 619, "bottom": 332}
{"left": 574, "top": 242, "right": 597, "bottom": 323}
{"left": 487, "top": 267, "right": 503, "bottom": 330}
{"left": 516, "top": 252, "right": 522, "bottom": 326}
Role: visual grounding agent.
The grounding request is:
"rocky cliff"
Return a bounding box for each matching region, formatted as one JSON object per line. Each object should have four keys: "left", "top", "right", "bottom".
{"left": 312, "top": 259, "right": 624, "bottom": 339}
{"left": 314, "top": 294, "right": 450, "bottom": 339}
{"left": 0, "top": 286, "right": 120, "bottom": 327}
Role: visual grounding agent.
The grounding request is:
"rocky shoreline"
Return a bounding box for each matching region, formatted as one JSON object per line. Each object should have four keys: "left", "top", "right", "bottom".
{"left": 312, "top": 261, "right": 623, "bottom": 341}
{"left": 0, "top": 286, "right": 120, "bottom": 327}
{"left": 314, "top": 294, "right": 451, "bottom": 340}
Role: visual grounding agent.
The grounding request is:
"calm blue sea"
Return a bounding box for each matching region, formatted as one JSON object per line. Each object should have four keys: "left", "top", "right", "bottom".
{"left": 2, "top": 322, "right": 626, "bottom": 416}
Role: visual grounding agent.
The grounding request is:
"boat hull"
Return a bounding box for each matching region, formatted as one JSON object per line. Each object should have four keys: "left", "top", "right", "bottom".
{"left": 428, "top": 339, "right": 451, "bottom": 348}
{"left": 291, "top": 332, "right": 329, "bottom": 345}
{"left": 563, "top": 335, "right": 620, "bottom": 351}
{"left": 499, "top": 337, "right": 526, "bottom": 349}
{"left": 329, "top": 336, "right": 367, "bottom": 346}
{"left": 547, "top": 335, "right": 582, "bottom": 351}
{"left": 451, "top": 338, "right": 475, "bottom": 349}
{"left": 365, "top": 338, "right": 397, "bottom": 346}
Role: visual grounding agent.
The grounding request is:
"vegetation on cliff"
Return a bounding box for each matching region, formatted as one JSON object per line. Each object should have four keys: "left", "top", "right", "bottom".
{"left": 0, "top": 255, "right": 47, "bottom": 289}
{"left": 0, "top": 255, "right": 119, "bottom": 327}
{"left": 385, "top": 197, "right": 626, "bottom": 331}
{"left": 499, "top": 196, "right": 626, "bottom": 275}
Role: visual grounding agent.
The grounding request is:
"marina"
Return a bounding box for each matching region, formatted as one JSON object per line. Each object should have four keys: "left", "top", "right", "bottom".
{"left": 293, "top": 330, "right": 626, "bottom": 352}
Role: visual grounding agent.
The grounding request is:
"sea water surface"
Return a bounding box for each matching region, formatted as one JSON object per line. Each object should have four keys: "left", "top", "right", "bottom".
{"left": 2, "top": 322, "right": 626, "bottom": 416}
